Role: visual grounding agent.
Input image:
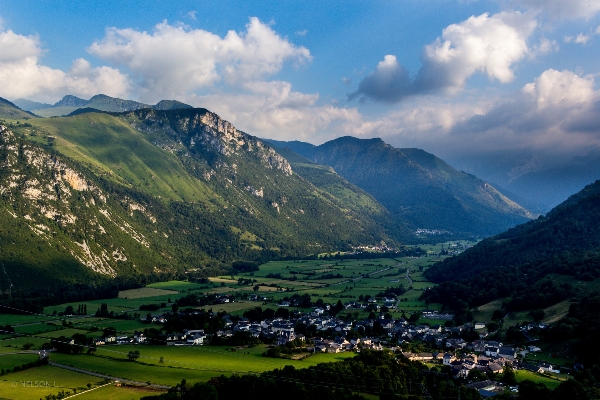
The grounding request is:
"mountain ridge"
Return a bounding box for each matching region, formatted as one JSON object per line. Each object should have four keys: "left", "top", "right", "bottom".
{"left": 266, "top": 137, "right": 533, "bottom": 237}
{"left": 12, "top": 95, "right": 193, "bottom": 117}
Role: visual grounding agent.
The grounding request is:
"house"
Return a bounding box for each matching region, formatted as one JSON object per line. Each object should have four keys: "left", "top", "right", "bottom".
{"left": 538, "top": 363, "right": 560, "bottom": 374}
{"left": 187, "top": 334, "right": 206, "bottom": 345}
{"left": 104, "top": 335, "right": 116, "bottom": 343}
{"left": 414, "top": 353, "right": 434, "bottom": 362}
{"left": 485, "top": 347, "right": 499, "bottom": 357}
{"left": 116, "top": 336, "right": 131, "bottom": 344}
{"left": 93, "top": 338, "right": 105, "bottom": 346}
{"left": 519, "top": 362, "right": 539, "bottom": 372}
{"left": 443, "top": 353, "right": 456, "bottom": 366}
{"left": 498, "top": 346, "right": 516, "bottom": 360}
{"left": 488, "top": 362, "right": 503, "bottom": 374}
{"left": 133, "top": 332, "right": 146, "bottom": 344}
{"left": 474, "top": 322, "right": 486, "bottom": 329}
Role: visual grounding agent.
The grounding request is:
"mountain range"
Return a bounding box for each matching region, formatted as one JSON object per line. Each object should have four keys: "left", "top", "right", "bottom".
{"left": 266, "top": 137, "right": 533, "bottom": 237}
{"left": 0, "top": 94, "right": 541, "bottom": 292}
{"left": 12, "top": 94, "right": 193, "bottom": 117}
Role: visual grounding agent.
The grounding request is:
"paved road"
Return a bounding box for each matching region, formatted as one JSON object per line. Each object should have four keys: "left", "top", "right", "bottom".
{"left": 48, "top": 361, "right": 171, "bottom": 390}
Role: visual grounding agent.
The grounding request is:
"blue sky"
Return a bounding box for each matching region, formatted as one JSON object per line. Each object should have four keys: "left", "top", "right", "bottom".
{"left": 2, "top": 0, "right": 600, "bottom": 177}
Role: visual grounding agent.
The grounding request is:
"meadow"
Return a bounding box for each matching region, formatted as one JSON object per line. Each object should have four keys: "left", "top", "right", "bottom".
{"left": 0, "top": 244, "right": 465, "bottom": 399}
{"left": 49, "top": 344, "right": 355, "bottom": 386}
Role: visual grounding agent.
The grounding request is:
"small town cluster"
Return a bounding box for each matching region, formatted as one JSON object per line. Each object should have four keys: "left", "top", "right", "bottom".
{"left": 91, "top": 305, "right": 559, "bottom": 382}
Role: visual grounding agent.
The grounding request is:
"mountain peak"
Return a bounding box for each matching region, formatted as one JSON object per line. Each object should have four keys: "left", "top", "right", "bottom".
{"left": 54, "top": 95, "right": 88, "bottom": 107}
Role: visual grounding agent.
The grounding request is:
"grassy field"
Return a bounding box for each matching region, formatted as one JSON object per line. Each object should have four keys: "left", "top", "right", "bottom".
{"left": 49, "top": 345, "right": 356, "bottom": 387}
{"left": 0, "top": 353, "right": 39, "bottom": 371}
{"left": 515, "top": 369, "right": 565, "bottom": 389}
{"left": 70, "top": 383, "right": 166, "bottom": 400}
{"left": 118, "top": 287, "right": 179, "bottom": 299}
{"left": 0, "top": 364, "right": 105, "bottom": 400}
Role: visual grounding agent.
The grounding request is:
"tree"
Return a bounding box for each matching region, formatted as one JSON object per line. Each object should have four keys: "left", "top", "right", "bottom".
{"left": 530, "top": 309, "right": 545, "bottom": 322}
{"left": 127, "top": 350, "right": 140, "bottom": 361}
{"left": 501, "top": 364, "right": 517, "bottom": 385}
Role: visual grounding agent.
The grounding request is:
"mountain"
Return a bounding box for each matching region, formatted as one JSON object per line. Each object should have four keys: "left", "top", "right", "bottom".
{"left": 12, "top": 98, "right": 54, "bottom": 111}
{"left": 266, "top": 137, "right": 533, "bottom": 237}
{"left": 0, "top": 97, "right": 37, "bottom": 119}
{"left": 0, "top": 107, "right": 413, "bottom": 294}
{"left": 15, "top": 94, "right": 194, "bottom": 117}
{"left": 422, "top": 180, "right": 600, "bottom": 312}
{"left": 505, "top": 153, "right": 600, "bottom": 211}
{"left": 448, "top": 152, "right": 600, "bottom": 212}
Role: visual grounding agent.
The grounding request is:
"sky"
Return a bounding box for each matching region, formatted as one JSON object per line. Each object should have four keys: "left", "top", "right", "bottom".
{"left": 1, "top": 0, "right": 600, "bottom": 180}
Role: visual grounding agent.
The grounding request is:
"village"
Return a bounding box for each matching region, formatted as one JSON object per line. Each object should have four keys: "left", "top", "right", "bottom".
{"left": 87, "top": 295, "right": 561, "bottom": 395}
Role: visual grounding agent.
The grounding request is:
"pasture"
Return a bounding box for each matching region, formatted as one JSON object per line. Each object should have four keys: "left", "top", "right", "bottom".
{"left": 118, "top": 287, "right": 178, "bottom": 299}
{"left": 0, "top": 364, "right": 105, "bottom": 400}
{"left": 49, "top": 345, "right": 356, "bottom": 387}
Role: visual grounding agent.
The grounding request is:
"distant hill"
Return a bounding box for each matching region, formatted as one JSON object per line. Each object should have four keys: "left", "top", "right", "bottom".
{"left": 505, "top": 153, "right": 600, "bottom": 211}
{"left": 0, "top": 97, "right": 37, "bottom": 119}
{"left": 422, "top": 180, "right": 600, "bottom": 314}
{"left": 266, "top": 137, "right": 533, "bottom": 237}
{"left": 13, "top": 94, "right": 193, "bottom": 117}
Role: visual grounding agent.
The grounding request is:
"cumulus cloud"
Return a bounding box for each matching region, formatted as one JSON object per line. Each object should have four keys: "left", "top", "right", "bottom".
{"left": 443, "top": 69, "right": 600, "bottom": 160}
{"left": 348, "top": 55, "right": 412, "bottom": 102}
{"left": 87, "top": 17, "right": 311, "bottom": 103}
{"left": 0, "top": 29, "right": 129, "bottom": 102}
{"left": 351, "top": 11, "right": 536, "bottom": 103}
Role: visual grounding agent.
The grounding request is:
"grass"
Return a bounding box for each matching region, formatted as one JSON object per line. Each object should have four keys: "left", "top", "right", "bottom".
{"left": 0, "top": 364, "right": 105, "bottom": 400}
{"left": 0, "top": 337, "right": 48, "bottom": 354}
{"left": 49, "top": 345, "right": 356, "bottom": 387}
{"left": 27, "top": 114, "right": 218, "bottom": 204}
{"left": 0, "top": 353, "right": 39, "bottom": 371}
{"left": 147, "top": 281, "right": 207, "bottom": 291}
{"left": 515, "top": 369, "right": 565, "bottom": 389}
{"left": 72, "top": 383, "right": 166, "bottom": 400}
{"left": 0, "top": 314, "right": 55, "bottom": 325}
{"left": 118, "top": 287, "right": 178, "bottom": 299}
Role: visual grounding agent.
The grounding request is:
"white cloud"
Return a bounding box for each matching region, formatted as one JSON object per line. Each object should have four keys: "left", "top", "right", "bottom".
{"left": 348, "top": 55, "right": 411, "bottom": 102}
{"left": 187, "top": 10, "right": 197, "bottom": 21}
{"left": 296, "top": 29, "right": 308, "bottom": 36}
{"left": 512, "top": 0, "right": 600, "bottom": 20}
{"left": 522, "top": 68, "right": 595, "bottom": 109}
{"left": 416, "top": 11, "right": 536, "bottom": 92}
{"left": 87, "top": 18, "right": 311, "bottom": 103}
{"left": 351, "top": 11, "right": 536, "bottom": 102}
{"left": 0, "top": 29, "right": 129, "bottom": 102}
{"left": 530, "top": 37, "right": 559, "bottom": 57}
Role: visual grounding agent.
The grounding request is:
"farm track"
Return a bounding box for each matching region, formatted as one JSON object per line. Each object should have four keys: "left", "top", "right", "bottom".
{"left": 48, "top": 361, "right": 171, "bottom": 390}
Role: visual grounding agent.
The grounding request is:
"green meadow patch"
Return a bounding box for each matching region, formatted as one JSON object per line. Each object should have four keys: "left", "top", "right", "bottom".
{"left": 118, "top": 287, "right": 179, "bottom": 299}
{"left": 0, "top": 364, "right": 105, "bottom": 400}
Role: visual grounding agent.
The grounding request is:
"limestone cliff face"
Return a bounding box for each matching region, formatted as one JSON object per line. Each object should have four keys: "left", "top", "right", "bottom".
{"left": 127, "top": 108, "right": 293, "bottom": 176}
{"left": 0, "top": 125, "right": 160, "bottom": 277}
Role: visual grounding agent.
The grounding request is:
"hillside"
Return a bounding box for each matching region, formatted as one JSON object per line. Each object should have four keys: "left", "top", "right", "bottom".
{"left": 266, "top": 137, "right": 533, "bottom": 237}
{"left": 422, "top": 180, "right": 600, "bottom": 312}
{"left": 14, "top": 94, "right": 193, "bottom": 117}
{"left": 0, "top": 104, "right": 414, "bottom": 296}
{"left": 0, "top": 97, "right": 37, "bottom": 120}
